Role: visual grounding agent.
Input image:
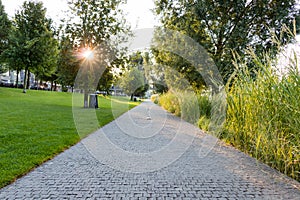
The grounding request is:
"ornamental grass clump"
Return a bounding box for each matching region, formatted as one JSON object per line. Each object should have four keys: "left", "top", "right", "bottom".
{"left": 225, "top": 48, "right": 300, "bottom": 181}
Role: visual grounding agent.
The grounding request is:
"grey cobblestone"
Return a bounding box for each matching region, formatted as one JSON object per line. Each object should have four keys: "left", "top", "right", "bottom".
{"left": 0, "top": 101, "right": 299, "bottom": 199}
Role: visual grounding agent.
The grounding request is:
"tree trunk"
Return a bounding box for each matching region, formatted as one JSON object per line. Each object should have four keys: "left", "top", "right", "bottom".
{"left": 83, "top": 71, "right": 89, "bottom": 107}
{"left": 37, "top": 80, "right": 40, "bottom": 90}
{"left": 16, "top": 70, "right": 19, "bottom": 88}
{"left": 84, "top": 90, "right": 89, "bottom": 108}
{"left": 50, "top": 81, "right": 53, "bottom": 91}
{"left": 26, "top": 70, "right": 30, "bottom": 89}
{"left": 23, "top": 69, "right": 27, "bottom": 93}
{"left": 130, "top": 94, "right": 134, "bottom": 101}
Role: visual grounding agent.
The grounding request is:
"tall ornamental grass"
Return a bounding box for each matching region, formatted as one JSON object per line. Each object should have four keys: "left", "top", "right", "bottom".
{"left": 224, "top": 49, "right": 299, "bottom": 181}
{"left": 152, "top": 28, "right": 299, "bottom": 181}
{"left": 156, "top": 90, "right": 212, "bottom": 125}
{"left": 158, "top": 91, "right": 181, "bottom": 116}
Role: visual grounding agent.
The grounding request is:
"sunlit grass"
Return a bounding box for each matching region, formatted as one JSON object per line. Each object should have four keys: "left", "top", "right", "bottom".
{"left": 0, "top": 88, "right": 139, "bottom": 188}
{"left": 152, "top": 49, "right": 299, "bottom": 181}
{"left": 224, "top": 49, "right": 300, "bottom": 181}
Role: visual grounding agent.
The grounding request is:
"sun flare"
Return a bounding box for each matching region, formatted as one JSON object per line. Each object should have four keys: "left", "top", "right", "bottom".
{"left": 83, "top": 49, "right": 94, "bottom": 60}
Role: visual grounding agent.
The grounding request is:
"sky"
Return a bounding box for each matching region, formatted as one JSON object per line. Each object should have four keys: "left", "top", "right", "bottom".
{"left": 2, "top": 0, "right": 159, "bottom": 29}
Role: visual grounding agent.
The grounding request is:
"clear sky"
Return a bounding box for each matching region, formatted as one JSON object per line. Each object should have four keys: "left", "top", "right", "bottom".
{"left": 2, "top": 0, "right": 159, "bottom": 29}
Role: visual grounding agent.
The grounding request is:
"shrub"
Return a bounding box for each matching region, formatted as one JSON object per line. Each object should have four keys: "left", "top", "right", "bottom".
{"left": 197, "top": 94, "right": 211, "bottom": 120}
{"left": 150, "top": 94, "right": 159, "bottom": 104}
{"left": 197, "top": 116, "right": 210, "bottom": 131}
{"left": 158, "top": 90, "right": 213, "bottom": 126}
{"left": 159, "top": 91, "right": 181, "bottom": 116}
{"left": 179, "top": 91, "right": 199, "bottom": 124}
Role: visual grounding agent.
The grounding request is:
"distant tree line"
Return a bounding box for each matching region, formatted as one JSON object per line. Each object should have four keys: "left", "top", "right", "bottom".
{"left": 1, "top": 0, "right": 299, "bottom": 95}
{"left": 0, "top": 0, "right": 130, "bottom": 94}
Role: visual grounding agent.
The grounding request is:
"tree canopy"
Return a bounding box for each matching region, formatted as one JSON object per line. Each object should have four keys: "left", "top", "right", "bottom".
{"left": 0, "top": 0, "right": 11, "bottom": 73}
{"left": 1, "top": 0, "right": 130, "bottom": 94}
{"left": 3, "top": 1, "right": 58, "bottom": 91}
{"left": 58, "top": 0, "right": 129, "bottom": 104}
{"left": 119, "top": 67, "right": 145, "bottom": 100}
{"left": 154, "top": 0, "right": 300, "bottom": 85}
{"left": 56, "top": 34, "right": 79, "bottom": 91}
{"left": 0, "top": 0, "right": 10, "bottom": 55}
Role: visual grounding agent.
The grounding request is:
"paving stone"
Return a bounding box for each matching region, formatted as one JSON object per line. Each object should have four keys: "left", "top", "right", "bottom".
{"left": 0, "top": 101, "right": 299, "bottom": 199}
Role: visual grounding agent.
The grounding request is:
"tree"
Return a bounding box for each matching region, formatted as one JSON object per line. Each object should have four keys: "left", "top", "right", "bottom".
{"left": 0, "top": 0, "right": 11, "bottom": 56}
{"left": 1, "top": 27, "right": 25, "bottom": 87}
{"left": 0, "top": 0, "right": 11, "bottom": 74}
{"left": 119, "top": 67, "right": 145, "bottom": 100}
{"left": 0, "top": 63, "right": 8, "bottom": 74}
{"left": 140, "top": 51, "right": 169, "bottom": 94}
{"left": 3, "top": 1, "right": 58, "bottom": 92}
{"left": 65, "top": 0, "right": 130, "bottom": 107}
{"left": 32, "top": 28, "right": 59, "bottom": 87}
{"left": 97, "top": 68, "right": 114, "bottom": 94}
{"left": 154, "top": 0, "right": 300, "bottom": 84}
{"left": 57, "top": 34, "right": 80, "bottom": 91}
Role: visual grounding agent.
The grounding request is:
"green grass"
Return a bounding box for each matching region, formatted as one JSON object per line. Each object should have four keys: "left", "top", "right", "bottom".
{"left": 156, "top": 90, "right": 212, "bottom": 126}
{"left": 153, "top": 49, "right": 299, "bottom": 182}
{"left": 224, "top": 50, "right": 300, "bottom": 181}
{"left": 0, "top": 88, "right": 139, "bottom": 188}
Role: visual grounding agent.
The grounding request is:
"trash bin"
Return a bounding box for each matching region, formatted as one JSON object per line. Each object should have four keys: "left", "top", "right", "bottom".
{"left": 89, "top": 94, "right": 98, "bottom": 108}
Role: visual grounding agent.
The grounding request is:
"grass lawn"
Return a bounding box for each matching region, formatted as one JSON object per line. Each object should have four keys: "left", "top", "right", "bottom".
{"left": 0, "top": 87, "right": 139, "bottom": 188}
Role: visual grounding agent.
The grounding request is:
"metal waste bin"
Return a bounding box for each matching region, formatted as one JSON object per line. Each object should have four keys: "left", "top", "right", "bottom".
{"left": 89, "top": 94, "right": 98, "bottom": 108}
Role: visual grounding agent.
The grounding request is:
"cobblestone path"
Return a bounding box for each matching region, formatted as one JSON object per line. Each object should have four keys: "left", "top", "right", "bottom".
{"left": 0, "top": 101, "right": 299, "bottom": 199}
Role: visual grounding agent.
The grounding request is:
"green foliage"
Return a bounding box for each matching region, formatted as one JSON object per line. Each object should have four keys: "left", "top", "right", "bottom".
{"left": 151, "top": 40, "right": 206, "bottom": 91}
{"left": 16, "top": 1, "right": 58, "bottom": 73}
{"left": 63, "top": 0, "right": 130, "bottom": 98}
{"left": 158, "top": 40, "right": 300, "bottom": 181}
{"left": 2, "top": 27, "right": 25, "bottom": 71}
{"left": 150, "top": 94, "right": 159, "bottom": 104}
{"left": 152, "top": 8, "right": 299, "bottom": 180}
{"left": 164, "top": 67, "right": 194, "bottom": 91}
{"left": 0, "top": 63, "right": 8, "bottom": 74}
{"left": 197, "top": 116, "right": 210, "bottom": 131}
{"left": 153, "top": 82, "right": 168, "bottom": 94}
{"left": 0, "top": 0, "right": 11, "bottom": 74}
{"left": 146, "top": 57, "right": 168, "bottom": 94}
{"left": 2, "top": 1, "right": 58, "bottom": 89}
{"left": 154, "top": 0, "right": 299, "bottom": 83}
{"left": 224, "top": 49, "right": 300, "bottom": 181}
{"left": 66, "top": 0, "right": 129, "bottom": 49}
{"left": 119, "top": 51, "right": 148, "bottom": 98}
{"left": 158, "top": 90, "right": 212, "bottom": 125}
{"left": 179, "top": 92, "right": 200, "bottom": 124}
{"left": 57, "top": 35, "right": 79, "bottom": 88}
{"left": 119, "top": 67, "right": 145, "bottom": 99}
{"left": 97, "top": 68, "right": 114, "bottom": 93}
{"left": 157, "top": 47, "right": 300, "bottom": 182}
{"left": 0, "top": 0, "right": 11, "bottom": 59}
{"left": 158, "top": 91, "right": 181, "bottom": 116}
{"left": 197, "top": 94, "right": 211, "bottom": 119}
{"left": 0, "top": 88, "right": 139, "bottom": 188}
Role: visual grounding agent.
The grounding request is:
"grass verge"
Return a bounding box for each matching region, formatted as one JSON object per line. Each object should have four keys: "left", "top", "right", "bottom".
{"left": 0, "top": 88, "right": 139, "bottom": 188}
